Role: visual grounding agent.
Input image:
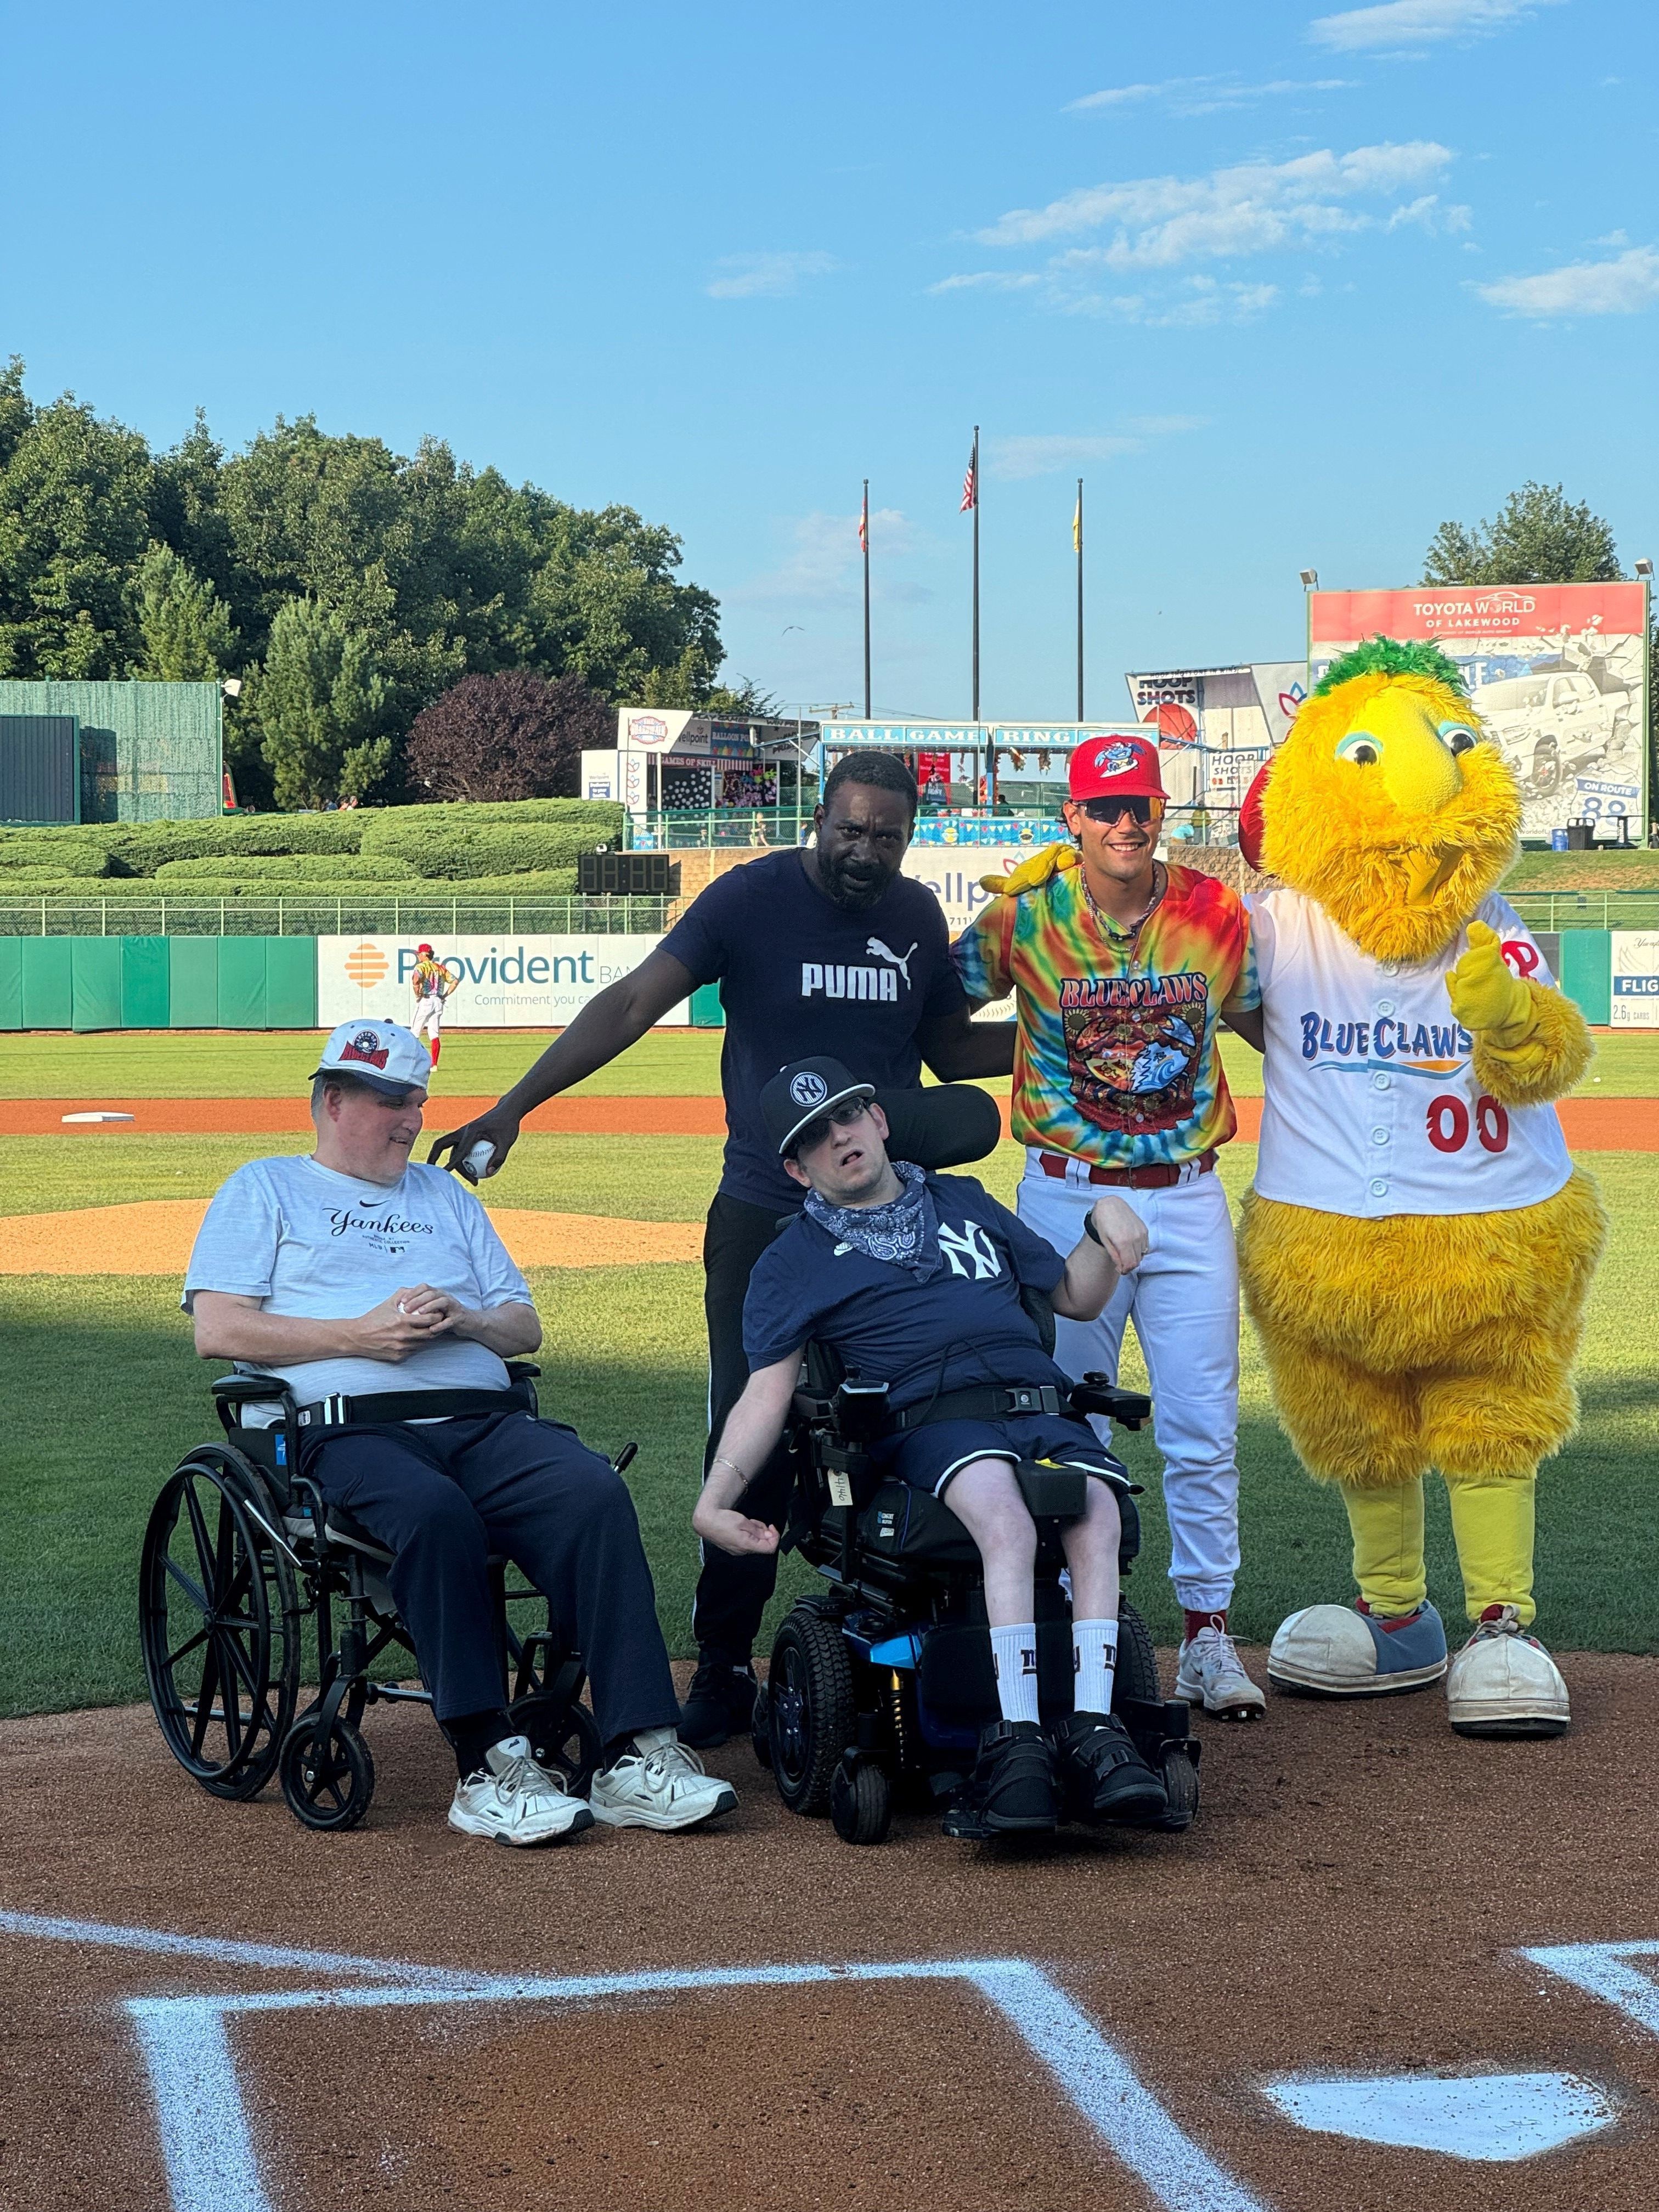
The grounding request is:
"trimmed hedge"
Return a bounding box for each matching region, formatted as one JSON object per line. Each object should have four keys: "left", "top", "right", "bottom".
{"left": 153, "top": 854, "right": 420, "bottom": 883}
{"left": 359, "top": 822, "right": 614, "bottom": 879}
{"left": 0, "top": 840, "right": 112, "bottom": 877}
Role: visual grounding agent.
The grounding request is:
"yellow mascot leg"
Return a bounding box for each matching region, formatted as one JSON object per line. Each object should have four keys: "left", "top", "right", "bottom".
{"left": 1443, "top": 1473, "right": 1537, "bottom": 1627}
{"left": 1251, "top": 1333, "right": 1426, "bottom": 1489}
{"left": 1341, "top": 1479, "right": 1427, "bottom": 1618}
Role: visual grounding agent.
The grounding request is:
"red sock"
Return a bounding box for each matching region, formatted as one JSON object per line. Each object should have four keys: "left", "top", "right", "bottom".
{"left": 430, "top": 1037, "right": 441, "bottom": 1065}
{"left": 1184, "top": 1609, "right": 1227, "bottom": 1644}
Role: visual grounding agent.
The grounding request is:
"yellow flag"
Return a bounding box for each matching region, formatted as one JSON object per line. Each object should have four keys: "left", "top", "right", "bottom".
{"left": 1071, "top": 493, "right": 1081, "bottom": 552}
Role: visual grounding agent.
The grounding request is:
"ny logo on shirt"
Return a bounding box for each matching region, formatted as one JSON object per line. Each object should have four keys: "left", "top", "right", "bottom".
{"left": 938, "top": 1221, "right": 1001, "bottom": 1280}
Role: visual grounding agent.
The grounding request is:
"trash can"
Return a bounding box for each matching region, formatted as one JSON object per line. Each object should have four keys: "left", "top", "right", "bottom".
{"left": 1550, "top": 828, "right": 1570, "bottom": 852}
{"left": 1565, "top": 820, "right": 1594, "bottom": 851}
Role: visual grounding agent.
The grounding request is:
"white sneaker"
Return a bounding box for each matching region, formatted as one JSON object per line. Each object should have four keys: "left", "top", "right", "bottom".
{"left": 1176, "top": 1622, "right": 1267, "bottom": 1721}
{"left": 589, "top": 1726, "right": 738, "bottom": 1832}
{"left": 1446, "top": 1606, "right": 1570, "bottom": 1738}
{"left": 447, "top": 1734, "right": 595, "bottom": 1847}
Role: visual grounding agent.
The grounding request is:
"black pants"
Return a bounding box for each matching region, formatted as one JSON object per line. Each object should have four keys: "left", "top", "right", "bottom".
{"left": 306, "top": 1410, "right": 680, "bottom": 1745}
{"left": 690, "top": 1080, "right": 1003, "bottom": 1659}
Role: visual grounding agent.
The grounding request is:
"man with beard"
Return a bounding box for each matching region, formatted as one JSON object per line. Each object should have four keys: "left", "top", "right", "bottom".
{"left": 429, "top": 753, "right": 1009, "bottom": 1745}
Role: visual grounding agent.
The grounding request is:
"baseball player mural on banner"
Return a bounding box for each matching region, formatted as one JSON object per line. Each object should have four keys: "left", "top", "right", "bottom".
{"left": 954, "top": 733, "right": 1269, "bottom": 1722}
{"left": 409, "top": 943, "right": 458, "bottom": 1066}
{"left": 1234, "top": 638, "right": 1606, "bottom": 1736}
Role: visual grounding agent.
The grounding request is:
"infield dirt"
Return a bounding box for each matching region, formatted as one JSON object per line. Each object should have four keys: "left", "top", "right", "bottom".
{"left": 6, "top": 1654, "right": 1659, "bottom": 2212}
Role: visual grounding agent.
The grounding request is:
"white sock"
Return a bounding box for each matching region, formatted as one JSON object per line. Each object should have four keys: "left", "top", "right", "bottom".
{"left": 989, "top": 1622, "right": 1041, "bottom": 1725}
{"left": 1073, "top": 1618, "right": 1119, "bottom": 1717}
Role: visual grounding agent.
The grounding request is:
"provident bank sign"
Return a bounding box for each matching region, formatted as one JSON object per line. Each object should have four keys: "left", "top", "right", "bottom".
{"left": 319, "top": 935, "right": 690, "bottom": 1028}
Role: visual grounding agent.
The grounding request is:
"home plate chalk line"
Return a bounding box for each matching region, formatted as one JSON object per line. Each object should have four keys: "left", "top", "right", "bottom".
{"left": 6, "top": 1914, "right": 1659, "bottom": 2212}
{"left": 0, "top": 1199, "right": 702, "bottom": 1274}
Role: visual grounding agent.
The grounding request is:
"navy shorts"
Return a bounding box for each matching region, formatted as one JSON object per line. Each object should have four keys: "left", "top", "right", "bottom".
{"left": 872, "top": 1413, "right": 1131, "bottom": 1501}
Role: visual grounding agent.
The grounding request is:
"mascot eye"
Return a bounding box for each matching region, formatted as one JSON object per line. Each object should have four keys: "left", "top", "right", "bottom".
{"left": 1438, "top": 720, "right": 1477, "bottom": 757}
{"left": 1336, "top": 732, "right": 1381, "bottom": 766}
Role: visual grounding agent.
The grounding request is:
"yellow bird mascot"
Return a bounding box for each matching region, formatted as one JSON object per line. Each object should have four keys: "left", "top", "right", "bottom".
{"left": 1237, "top": 637, "right": 1605, "bottom": 1736}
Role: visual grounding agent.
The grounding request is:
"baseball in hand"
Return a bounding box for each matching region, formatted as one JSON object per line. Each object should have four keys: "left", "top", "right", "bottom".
{"left": 465, "top": 1140, "right": 496, "bottom": 1179}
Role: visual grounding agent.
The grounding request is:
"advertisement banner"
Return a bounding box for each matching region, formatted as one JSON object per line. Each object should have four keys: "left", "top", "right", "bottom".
{"left": 318, "top": 935, "right": 689, "bottom": 1029}
{"left": 1611, "top": 930, "right": 1659, "bottom": 1029}
{"left": 1310, "top": 583, "right": 1650, "bottom": 842}
{"left": 1125, "top": 664, "right": 1308, "bottom": 752}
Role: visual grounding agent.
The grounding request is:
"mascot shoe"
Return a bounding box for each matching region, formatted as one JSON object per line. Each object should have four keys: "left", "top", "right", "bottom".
{"left": 1446, "top": 1605, "right": 1570, "bottom": 1738}
{"left": 1268, "top": 1601, "right": 1448, "bottom": 1697}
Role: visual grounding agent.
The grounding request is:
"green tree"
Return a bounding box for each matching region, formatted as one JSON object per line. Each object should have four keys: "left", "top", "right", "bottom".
{"left": 1423, "top": 482, "right": 1624, "bottom": 585}
{"left": 131, "top": 541, "right": 238, "bottom": 680}
{"left": 252, "top": 597, "right": 391, "bottom": 809}
{"left": 0, "top": 373, "right": 155, "bottom": 676}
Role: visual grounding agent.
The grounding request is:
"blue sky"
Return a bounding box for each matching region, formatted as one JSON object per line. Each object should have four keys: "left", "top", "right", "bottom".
{"left": 3, "top": 0, "right": 1654, "bottom": 720}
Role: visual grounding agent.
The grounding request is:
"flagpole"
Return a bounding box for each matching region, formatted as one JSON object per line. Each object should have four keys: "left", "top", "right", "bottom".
{"left": 861, "top": 478, "right": 872, "bottom": 720}
{"left": 970, "top": 425, "right": 980, "bottom": 723}
{"left": 1075, "top": 477, "right": 1085, "bottom": 721}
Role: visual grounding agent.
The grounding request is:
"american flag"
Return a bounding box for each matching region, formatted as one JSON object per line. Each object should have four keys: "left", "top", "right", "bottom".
{"left": 859, "top": 486, "right": 868, "bottom": 552}
{"left": 960, "top": 442, "right": 977, "bottom": 512}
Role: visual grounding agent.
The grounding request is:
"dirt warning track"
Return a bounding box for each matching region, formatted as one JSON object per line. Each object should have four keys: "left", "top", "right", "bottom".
{"left": 5, "top": 1093, "right": 1658, "bottom": 1149}
{"left": 7, "top": 1656, "right": 1659, "bottom": 2212}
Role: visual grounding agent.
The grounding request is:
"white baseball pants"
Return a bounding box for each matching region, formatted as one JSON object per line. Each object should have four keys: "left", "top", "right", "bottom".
{"left": 411, "top": 994, "right": 445, "bottom": 1041}
{"left": 1017, "top": 1152, "right": 1242, "bottom": 1614}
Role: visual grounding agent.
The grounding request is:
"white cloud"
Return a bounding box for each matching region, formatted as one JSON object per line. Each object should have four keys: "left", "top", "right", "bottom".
{"left": 928, "top": 270, "right": 1043, "bottom": 295}
{"left": 733, "top": 509, "right": 922, "bottom": 608}
{"left": 975, "top": 140, "right": 1453, "bottom": 257}
{"left": 1067, "top": 74, "right": 1353, "bottom": 115}
{"left": 706, "top": 251, "right": 838, "bottom": 300}
{"left": 1385, "top": 193, "right": 1471, "bottom": 232}
{"left": 1476, "top": 244, "right": 1659, "bottom": 317}
{"left": 988, "top": 419, "right": 1207, "bottom": 477}
{"left": 1099, "top": 279, "right": 1281, "bottom": 327}
{"left": 1310, "top": 0, "right": 1560, "bottom": 52}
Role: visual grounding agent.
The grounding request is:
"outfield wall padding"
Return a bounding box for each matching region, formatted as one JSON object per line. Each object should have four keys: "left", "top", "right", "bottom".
{"left": 70, "top": 939, "right": 123, "bottom": 1031}
{"left": 168, "top": 937, "right": 219, "bottom": 1028}
{"left": 1560, "top": 931, "right": 1612, "bottom": 1027}
{"left": 120, "top": 936, "right": 170, "bottom": 1028}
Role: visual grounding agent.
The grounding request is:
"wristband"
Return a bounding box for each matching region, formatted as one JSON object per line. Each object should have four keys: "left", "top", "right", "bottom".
{"left": 1083, "top": 1211, "right": 1104, "bottom": 1248}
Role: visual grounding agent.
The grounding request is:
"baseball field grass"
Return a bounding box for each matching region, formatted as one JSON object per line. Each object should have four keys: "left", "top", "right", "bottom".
{"left": 4, "top": 1024, "right": 1657, "bottom": 1717}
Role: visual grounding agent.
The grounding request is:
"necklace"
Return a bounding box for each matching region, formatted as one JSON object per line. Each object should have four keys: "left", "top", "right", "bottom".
{"left": 1079, "top": 857, "right": 1164, "bottom": 938}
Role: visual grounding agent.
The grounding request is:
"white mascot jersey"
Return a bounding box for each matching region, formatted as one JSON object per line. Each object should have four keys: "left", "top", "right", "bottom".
{"left": 1248, "top": 888, "right": 1573, "bottom": 1220}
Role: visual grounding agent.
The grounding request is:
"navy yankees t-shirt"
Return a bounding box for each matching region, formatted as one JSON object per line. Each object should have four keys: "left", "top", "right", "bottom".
{"left": 661, "top": 850, "right": 967, "bottom": 1210}
{"left": 742, "top": 1172, "right": 1067, "bottom": 1410}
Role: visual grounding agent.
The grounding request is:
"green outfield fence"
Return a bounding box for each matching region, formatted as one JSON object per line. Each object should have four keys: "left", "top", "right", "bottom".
{"left": 0, "top": 936, "right": 317, "bottom": 1029}
{"left": 0, "top": 894, "right": 671, "bottom": 938}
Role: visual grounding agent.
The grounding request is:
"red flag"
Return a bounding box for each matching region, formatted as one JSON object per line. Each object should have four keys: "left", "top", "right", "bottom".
{"left": 859, "top": 487, "right": 868, "bottom": 552}
{"left": 960, "top": 444, "right": 977, "bottom": 512}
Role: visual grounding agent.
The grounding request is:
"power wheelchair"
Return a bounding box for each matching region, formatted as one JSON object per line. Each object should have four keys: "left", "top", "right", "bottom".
{"left": 753, "top": 1293, "right": 1203, "bottom": 1846}
{"left": 138, "top": 1365, "right": 610, "bottom": 1832}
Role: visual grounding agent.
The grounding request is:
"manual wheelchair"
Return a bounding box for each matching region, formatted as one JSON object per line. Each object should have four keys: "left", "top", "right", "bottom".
{"left": 753, "top": 1303, "right": 1202, "bottom": 1847}
{"left": 138, "top": 1366, "right": 606, "bottom": 1832}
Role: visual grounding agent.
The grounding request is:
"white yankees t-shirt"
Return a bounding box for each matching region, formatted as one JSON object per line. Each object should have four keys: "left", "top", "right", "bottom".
{"left": 1249, "top": 888, "right": 1574, "bottom": 1218}
{"left": 183, "top": 1154, "right": 532, "bottom": 1404}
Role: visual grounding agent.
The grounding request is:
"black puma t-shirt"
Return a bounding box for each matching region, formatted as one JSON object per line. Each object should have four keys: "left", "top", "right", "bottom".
{"left": 661, "top": 850, "right": 966, "bottom": 1210}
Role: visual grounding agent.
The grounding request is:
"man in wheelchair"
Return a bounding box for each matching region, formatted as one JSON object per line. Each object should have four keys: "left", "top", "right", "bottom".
{"left": 183, "top": 1019, "right": 736, "bottom": 1847}
{"left": 693, "top": 1054, "right": 1170, "bottom": 1835}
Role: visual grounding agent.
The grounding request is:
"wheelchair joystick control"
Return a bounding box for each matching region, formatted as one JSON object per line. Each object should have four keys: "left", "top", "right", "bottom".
{"left": 832, "top": 1378, "right": 890, "bottom": 1444}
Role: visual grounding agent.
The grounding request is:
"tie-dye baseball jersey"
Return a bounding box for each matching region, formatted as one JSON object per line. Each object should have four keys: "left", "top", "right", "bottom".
{"left": 953, "top": 860, "right": 1259, "bottom": 1167}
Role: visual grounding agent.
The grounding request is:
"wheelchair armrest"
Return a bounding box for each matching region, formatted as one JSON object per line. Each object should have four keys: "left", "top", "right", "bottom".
{"left": 1067, "top": 1376, "right": 1151, "bottom": 1429}
{"left": 831, "top": 1376, "right": 890, "bottom": 1443}
{"left": 503, "top": 1361, "right": 541, "bottom": 1383}
{"left": 212, "top": 1372, "right": 292, "bottom": 1406}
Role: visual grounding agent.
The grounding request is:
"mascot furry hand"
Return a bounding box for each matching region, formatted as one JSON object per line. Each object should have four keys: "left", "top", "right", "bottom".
{"left": 1238, "top": 637, "right": 1605, "bottom": 1737}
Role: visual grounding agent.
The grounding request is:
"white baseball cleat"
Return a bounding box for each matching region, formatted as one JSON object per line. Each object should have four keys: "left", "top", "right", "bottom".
{"left": 589, "top": 1726, "right": 738, "bottom": 1831}
{"left": 1446, "top": 1606, "right": 1570, "bottom": 1738}
{"left": 1175, "top": 1621, "right": 1267, "bottom": 1720}
{"left": 448, "top": 1734, "right": 595, "bottom": 1846}
{"left": 1268, "top": 1600, "right": 1448, "bottom": 1697}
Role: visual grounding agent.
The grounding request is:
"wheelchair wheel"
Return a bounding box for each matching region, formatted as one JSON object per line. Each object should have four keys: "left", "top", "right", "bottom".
{"left": 140, "top": 1453, "right": 300, "bottom": 1801}
{"left": 768, "top": 1607, "right": 854, "bottom": 1816}
{"left": 751, "top": 1682, "right": 774, "bottom": 1771}
{"left": 511, "top": 1693, "right": 603, "bottom": 1797}
{"left": 831, "top": 1757, "right": 891, "bottom": 1846}
{"left": 279, "top": 1715, "right": 375, "bottom": 1831}
{"left": 1112, "top": 1599, "right": 1163, "bottom": 1712}
{"left": 1154, "top": 1746, "right": 1200, "bottom": 1834}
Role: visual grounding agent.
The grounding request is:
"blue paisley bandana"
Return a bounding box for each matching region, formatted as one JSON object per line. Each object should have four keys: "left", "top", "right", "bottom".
{"left": 803, "top": 1158, "right": 940, "bottom": 1280}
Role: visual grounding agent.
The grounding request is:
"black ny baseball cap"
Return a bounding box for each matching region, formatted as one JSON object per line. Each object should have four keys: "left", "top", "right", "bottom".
{"left": 760, "top": 1056, "right": 877, "bottom": 1156}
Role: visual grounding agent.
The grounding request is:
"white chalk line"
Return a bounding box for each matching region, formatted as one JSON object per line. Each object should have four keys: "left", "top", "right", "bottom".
{"left": 3, "top": 1909, "right": 1269, "bottom": 2212}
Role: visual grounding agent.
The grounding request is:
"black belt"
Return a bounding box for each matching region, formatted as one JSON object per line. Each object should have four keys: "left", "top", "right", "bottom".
{"left": 890, "top": 1383, "right": 1073, "bottom": 1431}
{"left": 294, "top": 1380, "right": 534, "bottom": 1430}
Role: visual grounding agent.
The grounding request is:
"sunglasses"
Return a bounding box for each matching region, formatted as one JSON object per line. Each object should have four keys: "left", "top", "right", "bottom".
{"left": 1076, "top": 795, "right": 1162, "bottom": 825}
{"left": 788, "top": 1096, "right": 871, "bottom": 1158}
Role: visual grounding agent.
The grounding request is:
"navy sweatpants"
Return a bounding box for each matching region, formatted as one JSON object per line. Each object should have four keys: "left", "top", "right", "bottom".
{"left": 304, "top": 1410, "right": 679, "bottom": 1745}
